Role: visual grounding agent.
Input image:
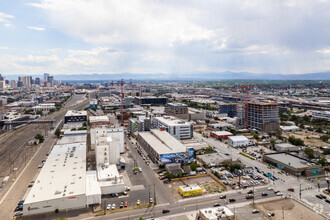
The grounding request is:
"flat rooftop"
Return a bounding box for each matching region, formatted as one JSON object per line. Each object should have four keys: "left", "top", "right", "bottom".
{"left": 155, "top": 116, "right": 192, "bottom": 126}
{"left": 89, "top": 116, "right": 109, "bottom": 123}
{"left": 264, "top": 152, "right": 319, "bottom": 169}
{"left": 138, "top": 129, "right": 187, "bottom": 154}
{"left": 24, "top": 142, "right": 86, "bottom": 204}
{"left": 212, "top": 131, "right": 233, "bottom": 136}
{"left": 229, "top": 136, "right": 248, "bottom": 142}
{"left": 65, "top": 110, "right": 87, "bottom": 117}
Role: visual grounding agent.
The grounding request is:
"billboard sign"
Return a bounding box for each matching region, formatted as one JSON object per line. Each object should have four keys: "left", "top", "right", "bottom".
{"left": 160, "top": 148, "right": 194, "bottom": 165}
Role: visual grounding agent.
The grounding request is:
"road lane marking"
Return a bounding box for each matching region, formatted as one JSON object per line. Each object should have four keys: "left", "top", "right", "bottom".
{"left": 183, "top": 199, "right": 220, "bottom": 207}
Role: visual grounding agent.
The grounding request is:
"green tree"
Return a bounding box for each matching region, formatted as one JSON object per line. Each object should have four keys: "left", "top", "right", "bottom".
{"left": 253, "top": 133, "right": 259, "bottom": 139}
{"left": 35, "top": 133, "right": 44, "bottom": 143}
{"left": 317, "top": 157, "right": 327, "bottom": 166}
{"left": 36, "top": 110, "right": 43, "bottom": 116}
{"left": 116, "top": 115, "right": 121, "bottom": 120}
{"left": 55, "top": 129, "right": 61, "bottom": 137}
{"left": 205, "top": 146, "right": 214, "bottom": 152}
{"left": 190, "top": 162, "right": 199, "bottom": 171}
{"left": 304, "top": 148, "right": 314, "bottom": 159}
{"left": 205, "top": 119, "right": 210, "bottom": 124}
{"left": 316, "top": 127, "right": 323, "bottom": 133}
{"left": 229, "top": 163, "right": 241, "bottom": 172}
{"left": 49, "top": 108, "right": 55, "bottom": 113}
{"left": 270, "top": 139, "right": 276, "bottom": 148}
{"left": 320, "top": 135, "right": 329, "bottom": 143}
{"left": 323, "top": 148, "right": 330, "bottom": 155}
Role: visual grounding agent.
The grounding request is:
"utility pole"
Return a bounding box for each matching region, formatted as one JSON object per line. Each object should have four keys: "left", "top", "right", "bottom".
{"left": 153, "top": 183, "right": 156, "bottom": 205}
{"left": 252, "top": 184, "right": 255, "bottom": 205}
{"left": 282, "top": 206, "right": 284, "bottom": 220}
{"left": 299, "top": 184, "right": 302, "bottom": 199}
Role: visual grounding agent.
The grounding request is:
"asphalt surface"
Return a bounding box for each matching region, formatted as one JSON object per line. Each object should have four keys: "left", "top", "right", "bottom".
{"left": 82, "top": 186, "right": 278, "bottom": 220}
{"left": 0, "top": 94, "right": 89, "bottom": 220}
{"left": 124, "top": 135, "right": 175, "bottom": 205}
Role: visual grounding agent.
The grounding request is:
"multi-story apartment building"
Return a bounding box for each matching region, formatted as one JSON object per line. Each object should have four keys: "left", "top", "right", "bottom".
{"left": 165, "top": 103, "right": 189, "bottom": 117}
{"left": 247, "top": 102, "right": 280, "bottom": 133}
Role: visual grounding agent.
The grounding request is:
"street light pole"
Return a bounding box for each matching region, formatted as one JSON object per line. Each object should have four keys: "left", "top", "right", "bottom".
{"left": 252, "top": 184, "right": 255, "bottom": 205}
{"left": 299, "top": 184, "right": 301, "bottom": 200}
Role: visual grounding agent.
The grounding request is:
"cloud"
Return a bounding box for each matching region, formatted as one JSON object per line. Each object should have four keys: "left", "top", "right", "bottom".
{"left": 0, "top": 12, "right": 14, "bottom": 28}
{"left": 18, "top": 0, "right": 330, "bottom": 74}
{"left": 27, "top": 26, "right": 46, "bottom": 31}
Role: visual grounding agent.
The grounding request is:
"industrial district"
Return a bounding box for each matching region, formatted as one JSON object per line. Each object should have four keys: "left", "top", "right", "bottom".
{"left": 0, "top": 76, "right": 329, "bottom": 220}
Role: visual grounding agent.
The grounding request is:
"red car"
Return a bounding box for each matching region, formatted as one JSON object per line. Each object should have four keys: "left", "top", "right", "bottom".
{"left": 159, "top": 176, "right": 166, "bottom": 180}
{"left": 124, "top": 201, "right": 128, "bottom": 207}
{"left": 287, "top": 188, "right": 294, "bottom": 192}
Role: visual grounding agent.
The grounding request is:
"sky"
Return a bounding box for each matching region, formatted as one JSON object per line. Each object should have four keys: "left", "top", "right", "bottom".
{"left": 1, "top": 0, "right": 330, "bottom": 76}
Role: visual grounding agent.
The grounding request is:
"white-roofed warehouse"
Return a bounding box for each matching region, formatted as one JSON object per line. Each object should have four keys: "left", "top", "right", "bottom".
{"left": 23, "top": 142, "right": 87, "bottom": 215}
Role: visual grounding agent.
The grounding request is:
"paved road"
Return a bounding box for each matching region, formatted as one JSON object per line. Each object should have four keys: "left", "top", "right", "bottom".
{"left": 193, "top": 132, "right": 330, "bottom": 217}
{"left": 75, "top": 186, "right": 277, "bottom": 220}
{"left": 0, "top": 94, "right": 89, "bottom": 220}
{"left": 125, "top": 135, "right": 175, "bottom": 205}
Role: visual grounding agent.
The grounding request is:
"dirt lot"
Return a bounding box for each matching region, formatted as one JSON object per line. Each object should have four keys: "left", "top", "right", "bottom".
{"left": 170, "top": 176, "right": 225, "bottom": 199}
{"left": 255, "top": 198, "right": 325, "bottom": 220}
{"left": 283, "top": 131, "right": 328, "bottom": 147}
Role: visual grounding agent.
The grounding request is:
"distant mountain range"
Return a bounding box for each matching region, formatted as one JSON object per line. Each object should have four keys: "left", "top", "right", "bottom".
{"left": 5, "top": 71, "right": 330, "bottom": 81}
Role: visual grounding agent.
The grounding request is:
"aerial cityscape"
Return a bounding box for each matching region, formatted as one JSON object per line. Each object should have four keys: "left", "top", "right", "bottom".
{"left": 0, "top": 1, "right": 330, "bottom": 220}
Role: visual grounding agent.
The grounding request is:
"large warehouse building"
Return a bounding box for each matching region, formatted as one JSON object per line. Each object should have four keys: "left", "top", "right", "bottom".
{"left": 263, "top": 152, "right": 324, "bottom": 177}
{"left": 137, "top": 129, "right": 194, "bottom": 165}
{"left": 23, "top": 142, "right": 87, "bottom": 215}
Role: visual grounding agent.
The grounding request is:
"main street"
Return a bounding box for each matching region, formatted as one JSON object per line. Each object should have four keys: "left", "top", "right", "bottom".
{"left": 68, "top": 186, "right": 277, "bottom": 220}
{"left": 0, "top": 94, "right": 89, "bottom": 220}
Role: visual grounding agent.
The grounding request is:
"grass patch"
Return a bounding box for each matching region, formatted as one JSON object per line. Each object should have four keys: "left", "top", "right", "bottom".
{"left": 239, "top": 152, "right": 255, "bottom": 160}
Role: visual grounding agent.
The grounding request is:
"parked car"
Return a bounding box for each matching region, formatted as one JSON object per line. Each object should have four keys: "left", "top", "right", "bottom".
{"left": 18, "top": 200, "right": 24, "bottom": 206}
{"left": 14, "top": 211, "right": 23, "bottom": 217}
{"left": 162, "top": 209, "right": 170, "bottom": 214}
{"left": 316, "top": 194, "right": 323, "bottom": 199}
{"left": 252, "top": 209, "right": 260, "bottom": 213}
{"left": 112, "top": 204, "right": 116, "bottom": 210}
{"left": 106, "top": 204, "right": 111, "bottom": 210}
{"left": 124, "top": 201, "right": 128, "bottom": 207}
{"left": 287, "top": 188, "right": 294, "bottom": 192}
{"left": 137, "top": 199, "right": 140, "bottom": 205}
{"left": 325, "top": 199, "right": 330, "bottom": 204}
{"left": 220, "top": 195, "right": 226, "bottom": 199}
{"left": 15, "top": 205, "right": 23, "bottom": 211}
{"left": 268, "top": 212, "right": 275, "bottom": 217}
{"left": 120, "top": 201, "right": 124, "bottom": 208}
{"left": 320, "top": 194, "right": 327, "bottom": 199}
{"left": 28, "top": 184, "right": 33, "bottom": 188}
{"left": 267, "top": 187, "right": 273, "bottom": 191}
{"left": 125, "top": 186, "right": 131, "bottom": 191}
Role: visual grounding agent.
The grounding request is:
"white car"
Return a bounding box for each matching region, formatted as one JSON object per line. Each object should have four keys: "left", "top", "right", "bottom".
{"left": 267, "top": 187, "right": 274, "bottom": 191}
{"left": 106, "top": 204, "right": 111, "bottom": 210}
{"left": 112, "top": 204, "right": 116, "bottom": 210}
{"left": 276, "top": 192, "right": 283, "bottom": 196}
{"left": 125, "top": 186, "right": 131, "bottom": 191}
